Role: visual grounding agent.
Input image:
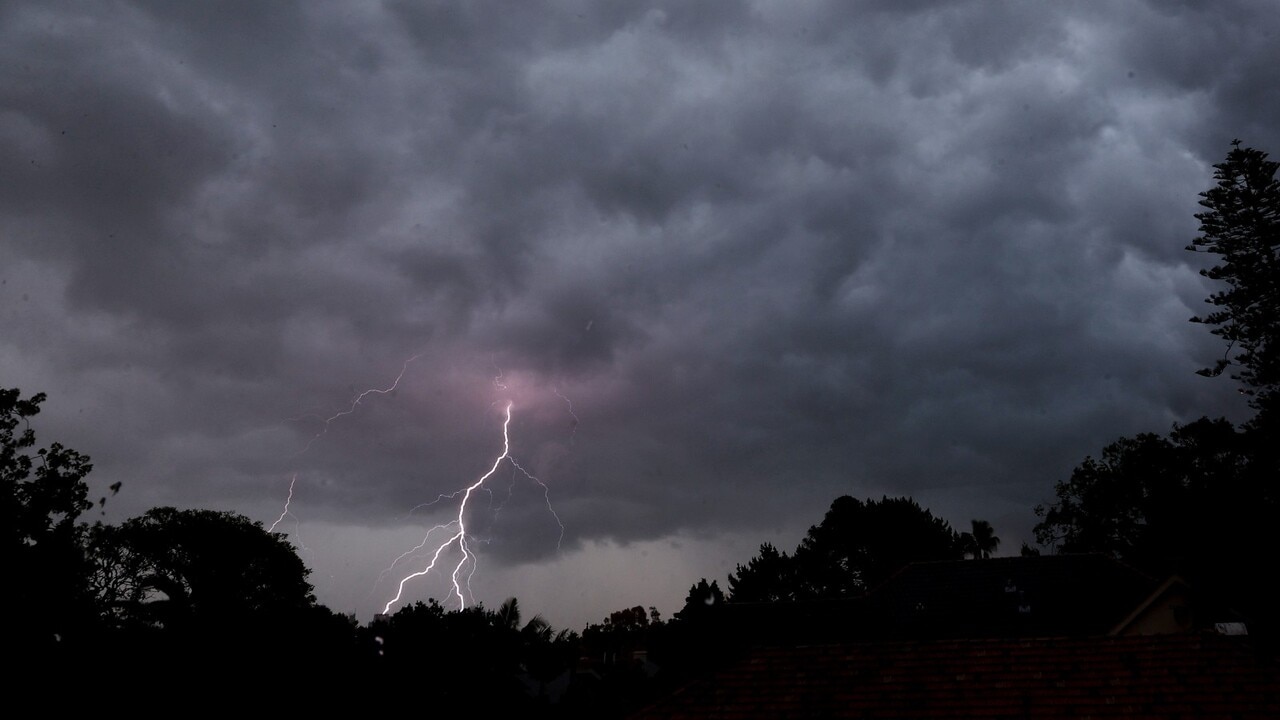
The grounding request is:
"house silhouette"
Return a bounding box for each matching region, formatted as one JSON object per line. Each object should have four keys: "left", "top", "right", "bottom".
{"left": 631, "top": 555, "right": 1278, "bottom": 719}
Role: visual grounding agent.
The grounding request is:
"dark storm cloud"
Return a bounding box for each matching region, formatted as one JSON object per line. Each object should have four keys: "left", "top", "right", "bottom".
{"left": 3, "top": 0, "right": 1278, "bottom": 620}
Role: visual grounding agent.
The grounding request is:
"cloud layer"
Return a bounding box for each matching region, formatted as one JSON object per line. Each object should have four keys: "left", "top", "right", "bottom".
{"left": 3, "top": 1, "right": 1275, "bottom": 626}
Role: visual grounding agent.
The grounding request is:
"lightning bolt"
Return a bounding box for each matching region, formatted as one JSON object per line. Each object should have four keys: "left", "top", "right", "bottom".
{"left": 369, "top": 520, "right": 457, "bottom": 597}
{"left": 491, "top": 355, "right": 508, "bottom": 391}
{"left": 404, "top": 488, "right": 466, "bottom": 518}
{"left": 508, "top": 456, "right": 564, "bottom": 550}
{"left": 381, "top": 401, "right": 563, "bottom": 614}
{"left": 270, "top": 354, "right": 573, "bottom": 618}
{"left": 295, "top": 353, "right": 424, "bottom": 456}
{"left": 269, "top": 355, "right": 423, "bottom": 563}
{"left": 553, "top": 386, "right": 579, "bottom": 443}
{"left": 268, "top": 473, "right": 298, "bottom": 534}
{"left": 267, "top": 473, "right": 311, "bottom": 555}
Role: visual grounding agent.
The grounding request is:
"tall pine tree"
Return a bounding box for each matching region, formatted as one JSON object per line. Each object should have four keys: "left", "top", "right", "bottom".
{"left": 1187, "top": 140, "right": 1280, "bottom": 421}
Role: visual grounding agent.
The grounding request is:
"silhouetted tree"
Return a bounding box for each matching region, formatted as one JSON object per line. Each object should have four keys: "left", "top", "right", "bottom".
{"left": 89, "top": 506, "right": 315, "bottom": 633}
{"left": 595, "top": 605, "right": 656, "bottom": 632}
{"left": 366, "top": 598, "right": 579, "bottom": 712}
{"left": 367, "top": 601, "right": 520, "bottom": 706}
{"left": 1034, "top": 417, "right": 1276, "bottom": 633}
{"left": 960, "top": 519, "right": 1000, "bottom": 559}
{"left": 675, "top": 578, "right": 725, "bottom": 621}
{"left": 726, "top": 497, "right": 978, "bottom": 602}
{"left": 577, "top": 604, "right": 675, "bottom": 718}
{"left": 1034, "top": 418, "right": 1247, "bottom": 564}
{"left": 497, "top": 595, "right": 524, "bottom": 631}
{"left": 581, "top": 604, "right": 660, "bottom": 669}
{"left": 1187, "top": 141, "right": 1280, "bottom": 420}
{"left": 1, "top": 388, "right": 98, "bottom": 653}
{"left": 727, "top": 542, "right": 798, "bottom": 602}
{"left": 792, "top": 496, "right": 965, "bottom": 597}
{"left": 496, "top": 595, "right": 564, "bottom": 655}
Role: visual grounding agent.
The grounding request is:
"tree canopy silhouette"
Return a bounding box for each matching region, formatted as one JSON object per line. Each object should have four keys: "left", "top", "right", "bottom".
{"left": 727, "top": 542, "right": 798, "bottom": 603}
{"left": 1187, "top": 140, "right": 1280, "bottom": 420}
{"left": 1, "top": 387, "right": 97, "bottom": 653}
{"left": 728, "top": 496, "right": 970, "bottom": 602}
{"left": 1033, "top": 416, "right": 1276, "bottom": 633}
{"left": 1033, "top": 417, "right": 1257, "bottom": 567}
{"left": 960, "top": 519, "right": 1001, "bottom": 559}
{"left": 676, "top": 578, "right": 726, "bottom": 621}
{"left": 89, "top": 506, "right": 316, "bottom": 632}
{"left": 364, "top": 598, "right": 579, "bottom": 711}
{"left": 794, "top": 496, "right": 965, "bottom": 597}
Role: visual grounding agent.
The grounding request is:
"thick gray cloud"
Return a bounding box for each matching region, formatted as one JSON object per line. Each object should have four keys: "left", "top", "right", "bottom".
{"left": 2, "top": 0, "right": 1275, "bottom": 627}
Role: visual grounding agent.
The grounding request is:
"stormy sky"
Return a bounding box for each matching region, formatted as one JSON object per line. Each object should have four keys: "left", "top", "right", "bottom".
{"left": 3, "top": 0, "right": 1276, "bottom": 629}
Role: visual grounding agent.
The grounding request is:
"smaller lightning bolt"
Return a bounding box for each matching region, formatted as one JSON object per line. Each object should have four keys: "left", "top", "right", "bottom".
{"left": 553, "top": 386, "right": 580, "bottom": 443}
{"left": 270, "top": 355, "right": 422, "bottom": 561}
{"left": 295, "top": 353, "right": 424, "bottom": 456}
{"left": 370, "top": 520, "right": 458, "bottom": 595}
{"left": 510, "top": 456, "right": 565, "bottom": 550}
{"left": 491, "top": 355, "right": 508, "bottom": 391}
{"left": 267, "top": 473, "right": 311, "bottom": 555}
{"left": 268, "top": 473, "right": 298, "bottom": 534}
{"left": 267, "top": 356, "right": 422, "bottom": 563}
{"left": 404, "top": 489, "right": 467, "bottom": 518}
{"left": 480, "top": 459, "right": 564, "bottom": 552}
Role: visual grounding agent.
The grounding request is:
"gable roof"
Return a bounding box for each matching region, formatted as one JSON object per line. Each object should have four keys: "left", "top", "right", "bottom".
{"left": 1108, "top": 574, "right": 1194, "bottom": 636}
